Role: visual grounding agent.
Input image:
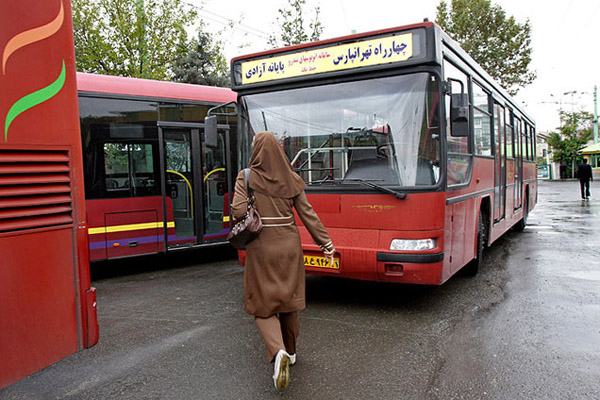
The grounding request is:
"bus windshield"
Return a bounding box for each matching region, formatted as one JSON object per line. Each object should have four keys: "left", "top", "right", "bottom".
{"left": 243, "top": 72, "right": 441, "bottom": 188}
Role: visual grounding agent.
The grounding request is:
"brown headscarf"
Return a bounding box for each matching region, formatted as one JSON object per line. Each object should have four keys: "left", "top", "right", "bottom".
{"left": 248, "top": 131, "right": 306, "bottom": 198}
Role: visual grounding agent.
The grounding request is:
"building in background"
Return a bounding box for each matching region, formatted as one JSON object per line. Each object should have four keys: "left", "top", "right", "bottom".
{"left": 537, "top": 132, "right": 555, "bottom": 179}
{"left": 580, "top": 143, "right": 600, "bottom": 179}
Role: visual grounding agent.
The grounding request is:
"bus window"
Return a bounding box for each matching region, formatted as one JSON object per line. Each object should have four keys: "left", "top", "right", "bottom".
{"left": 160, "top": 103, "right": 211, "bottom": 122}
{"left": 506, "top": 111, "right": 514, "bottom": 159}
{"left": 104, "top": 143, "right": 129, "bottom": 190}
{"left": 104, "top": 143, "right": 159, "bottom": 196}
{"left": 444, "top": 60, "right": 471, "bottom": 186}
{"left": 530, "top": 126, "right": 536, "bottom": 161}
{"left": 524, "top": 123, "right": 531, "bottom": 161}
{"left": 472, "top": 82, "right": 492, "bottom": 156}
{"left": 80, "top": 96, "right": 160, "bottom": 198}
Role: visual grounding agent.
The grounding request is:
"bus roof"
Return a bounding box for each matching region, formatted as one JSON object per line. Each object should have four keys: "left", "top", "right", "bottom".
{"left": 231, "top": 21, "right": 433, "bottom": 63}
{"left": 230, "top": 21, "right": 534, "bottom": 126}
{"left": 76, "top": 72, "right": 236, "bottom": 104}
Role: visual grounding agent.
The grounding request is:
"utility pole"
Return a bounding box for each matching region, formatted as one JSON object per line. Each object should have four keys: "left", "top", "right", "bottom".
{"left": 594, "top": 85, "right": 598, "bottom": 143}
{"left": 564, "top": 90, "right": 577, "bottom": 178}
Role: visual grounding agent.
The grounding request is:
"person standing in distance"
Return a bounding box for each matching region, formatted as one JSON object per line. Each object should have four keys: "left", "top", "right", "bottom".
{"left": 231, "top": 131, "right": 335, "bottom": 392}
{"left": 578, "top": 158, "right": 593, "bottom": 200}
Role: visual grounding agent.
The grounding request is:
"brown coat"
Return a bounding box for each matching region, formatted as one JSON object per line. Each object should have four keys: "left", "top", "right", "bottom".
{"left": 232, "top": 171, "right": 332, "bottom": 317}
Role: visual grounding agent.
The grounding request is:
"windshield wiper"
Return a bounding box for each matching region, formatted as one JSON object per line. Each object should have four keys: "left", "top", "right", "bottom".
{"left": 309, "top": 178, "right": 407, "bottom": 200}
{"left": 341, "top": 178, "right": 407, "bottom": 199}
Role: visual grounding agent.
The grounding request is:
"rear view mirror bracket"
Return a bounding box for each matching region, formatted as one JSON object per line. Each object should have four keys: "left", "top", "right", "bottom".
{"left": 446, "top": 78, "right": 469, "bottom": 138}
{"left": 205, "top": 101, "right": 237, "bottom": 148}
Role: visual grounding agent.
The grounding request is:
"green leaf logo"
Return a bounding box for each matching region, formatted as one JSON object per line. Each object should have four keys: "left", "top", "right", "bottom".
{"left": 4, "top": 60, "right": 66, "bottom": 141}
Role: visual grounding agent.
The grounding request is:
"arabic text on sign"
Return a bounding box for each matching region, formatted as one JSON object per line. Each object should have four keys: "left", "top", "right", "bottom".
{"left": 240, "top": 32, "right": 414, "bottom": 85}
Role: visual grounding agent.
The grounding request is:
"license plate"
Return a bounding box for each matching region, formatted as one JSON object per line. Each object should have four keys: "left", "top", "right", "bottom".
{"left": 303, "top": 255, "right": 340, "bottom": 270}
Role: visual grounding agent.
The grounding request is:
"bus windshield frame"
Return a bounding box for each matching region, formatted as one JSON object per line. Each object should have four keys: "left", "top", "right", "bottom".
{"left": 240, "top": 71, "right": 442, "bottom": 191}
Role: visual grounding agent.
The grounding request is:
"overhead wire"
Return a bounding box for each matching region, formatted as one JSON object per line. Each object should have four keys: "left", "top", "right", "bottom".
{"left": 183, "top": 1, "right": 270, "bottom": 40}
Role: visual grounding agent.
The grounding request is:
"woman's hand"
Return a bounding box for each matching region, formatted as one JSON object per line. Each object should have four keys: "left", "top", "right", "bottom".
{"left": 323, "top": 247, "right": 336, "bottom": 267}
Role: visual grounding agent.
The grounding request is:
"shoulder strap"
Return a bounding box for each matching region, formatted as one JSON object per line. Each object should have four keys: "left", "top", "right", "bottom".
{"left": 244, "top": 168, "right": 254, "bottom": 198}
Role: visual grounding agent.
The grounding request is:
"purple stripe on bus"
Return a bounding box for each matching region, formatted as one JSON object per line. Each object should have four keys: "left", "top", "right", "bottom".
{"left": 89, "top": 229, "right": 231, "bottom": 250}
{"left": 203, "top": 228, "right": 230, "bottom": 239}
{"left": 89, "top": 234, "right": 162, "bottom": 250}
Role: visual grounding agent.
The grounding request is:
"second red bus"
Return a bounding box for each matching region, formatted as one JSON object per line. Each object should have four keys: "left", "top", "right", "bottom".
{"left": 77, "top": 73, "right": 237, "bottom": 261}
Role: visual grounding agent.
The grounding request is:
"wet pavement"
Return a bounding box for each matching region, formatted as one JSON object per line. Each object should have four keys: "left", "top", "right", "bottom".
{"left": 432, "top": 180, "right": 600, "bottom": 399}
{"left": 1, "top": 180, "right": 599, "bottom": 399}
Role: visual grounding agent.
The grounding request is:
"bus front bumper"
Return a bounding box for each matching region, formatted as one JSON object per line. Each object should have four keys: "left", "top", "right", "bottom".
{"left": 303, "top": 247, "right": 446, "bottom": 285}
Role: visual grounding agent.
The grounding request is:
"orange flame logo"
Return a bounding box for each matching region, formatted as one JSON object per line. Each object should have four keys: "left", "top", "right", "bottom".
{"left": 2, "top": 0, "right": 64, "bottom": 75}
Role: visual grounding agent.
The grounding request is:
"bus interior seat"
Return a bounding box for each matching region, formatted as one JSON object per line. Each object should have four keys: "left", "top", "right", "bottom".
{"left": 416, "top": 158, "right": 436, "bottom": 185}
{"left": 345, "top": 150, "right": 399, "bottom": 184}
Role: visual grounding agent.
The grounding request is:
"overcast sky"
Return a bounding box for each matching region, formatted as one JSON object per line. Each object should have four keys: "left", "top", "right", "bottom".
{"left": 192, "top": 0, "right": 600, "bottom": 133}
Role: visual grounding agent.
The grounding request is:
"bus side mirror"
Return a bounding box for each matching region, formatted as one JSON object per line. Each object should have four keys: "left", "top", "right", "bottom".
{"left": 205, "top": 115, "right": 218, "bottom": 148}
{"left": 450, "top": 93, "right": 469, "bottom": 137}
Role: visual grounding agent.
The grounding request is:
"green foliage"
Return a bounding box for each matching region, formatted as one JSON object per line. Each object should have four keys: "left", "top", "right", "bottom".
{"left": 72, "top": 0, "right": 197, "bottom": 80}
{"left": 172, "top": 29, "right": 230, "bottom": 87}
{"left": 546, "top": 111, "right": 593, "bottom": 177}
{"left": 104, "top": 143, "right": 129, "bottom": 174}
{"left": 435, "top": 0, "right": 535, "bottom": 95}
{"left": 268, "top": 0, "right": 323, "bottom": 48}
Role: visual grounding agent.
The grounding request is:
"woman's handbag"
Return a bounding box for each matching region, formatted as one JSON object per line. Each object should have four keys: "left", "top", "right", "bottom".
{"left": 227, "top": 169, "right": 263, "bottom": 249}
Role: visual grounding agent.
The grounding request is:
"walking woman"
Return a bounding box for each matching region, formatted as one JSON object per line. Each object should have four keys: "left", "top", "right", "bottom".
{"left": 231, "top": 131, "right": 335, "bottom": 392}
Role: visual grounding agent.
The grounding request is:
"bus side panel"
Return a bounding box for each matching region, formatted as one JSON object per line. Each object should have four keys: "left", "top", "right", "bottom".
{"left": 523, "top": 161, "right": 537, "bottom": 209}
{"left": 443, "top": 158, "right": 488, "bottom": 277}
{"left": 87, "top": 197, "right": 172, "bottom": 261}
{"left": 0, "top": 0, "right": 96, "bottom": 387}
{"left": 0, "top": 229, "right": 79, "bottom": 387}
{"left": 488, "top": 161, "right": 537, "bottom": 246}
{"left": 442, "top": 197, "right": 478, "bottom": 277}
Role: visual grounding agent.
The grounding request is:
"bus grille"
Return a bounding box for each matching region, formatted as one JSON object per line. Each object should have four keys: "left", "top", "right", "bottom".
{"left": 0, "top": 148, "right": 73, "bottom": 233}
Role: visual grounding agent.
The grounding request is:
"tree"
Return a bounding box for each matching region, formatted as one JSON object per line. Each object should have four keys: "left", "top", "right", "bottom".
{"left": 172, "top": 29, "right": 230, "bottom": 87}
{"left": 72, "top": 0, "right": 197, "bottom": 80}
{"left": 267, "top": 0, "right": 324, "bottom": 48}
{"left": 435, "top": 0, "right": 535, "bottom": 95}
{"left": 546, "top": 111, "right": 593, "bottom": 178}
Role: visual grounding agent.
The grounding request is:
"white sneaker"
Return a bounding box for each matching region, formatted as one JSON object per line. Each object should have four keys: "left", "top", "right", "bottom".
{"left": 273, "top": 350, "right": 290, "bottom": 391}
{"left": 289, "top": 353, "right": 296, "bottom": 365}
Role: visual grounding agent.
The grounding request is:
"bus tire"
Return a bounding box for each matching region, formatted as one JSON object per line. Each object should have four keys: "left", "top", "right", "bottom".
{"left": 463, "top": 211, "right": 485, "bottom": 277}
{"left": 514, "top": 196, "right": 529, "bottom": 232}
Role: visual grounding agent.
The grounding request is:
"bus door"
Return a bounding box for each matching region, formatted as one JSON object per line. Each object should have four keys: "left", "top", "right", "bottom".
{"left": 514, "top": 118, "right": 523, "bottom": 210}
{"left": 158, "top": 122, "right": 230, "bottom": 250}
{"left": 201, "top": 124, "right": 231, "bottom": 243}
{"left": 493, "top": 103, "right": 506, "bottom": 222}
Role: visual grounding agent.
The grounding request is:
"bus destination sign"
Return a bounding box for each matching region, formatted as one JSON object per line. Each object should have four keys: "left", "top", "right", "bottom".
{"left": 240, "top": 33, "right": 413, "bottom": 85}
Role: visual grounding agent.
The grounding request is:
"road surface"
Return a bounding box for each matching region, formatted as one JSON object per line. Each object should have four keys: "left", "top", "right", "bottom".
{"left": 2, "top": 180, "right": 598, "bottom": 399}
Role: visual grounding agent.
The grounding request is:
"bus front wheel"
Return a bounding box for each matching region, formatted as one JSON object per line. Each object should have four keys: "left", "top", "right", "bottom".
{"left": 463, "top": 210, "right": 486, "bottom": 277}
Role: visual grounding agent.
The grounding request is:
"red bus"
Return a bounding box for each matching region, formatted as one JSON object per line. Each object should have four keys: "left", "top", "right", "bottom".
{"left": 0, "top": 0, "right": 98, "bottom": 387}
{"left": 223, "top": 22, "right": 537, "bottom": 284}
{"left": 77, "top": 73, "right": 237, "bottom": 261}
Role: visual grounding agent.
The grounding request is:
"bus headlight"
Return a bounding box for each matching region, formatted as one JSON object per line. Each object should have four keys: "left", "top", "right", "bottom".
{"left": 390, "top": 238, "right": 437, "bottom": 251}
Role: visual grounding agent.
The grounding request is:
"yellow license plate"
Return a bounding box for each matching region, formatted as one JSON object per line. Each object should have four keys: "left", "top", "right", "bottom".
{"left": 303, "top": 255, "right": 340, "bottom": 270}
